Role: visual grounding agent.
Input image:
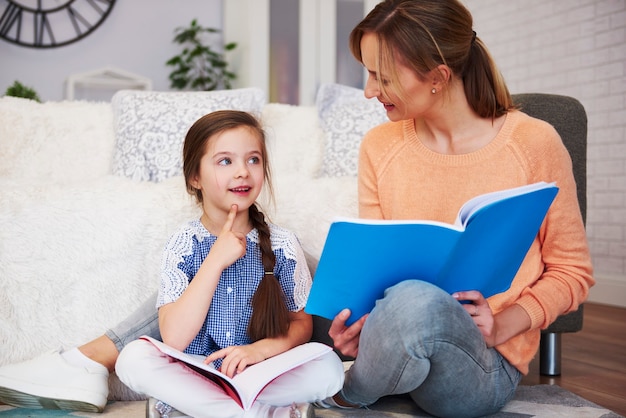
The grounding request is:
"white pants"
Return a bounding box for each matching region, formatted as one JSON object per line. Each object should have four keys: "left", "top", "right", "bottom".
{"left": 116, "top": 339, "right": 344, "bottom": 418}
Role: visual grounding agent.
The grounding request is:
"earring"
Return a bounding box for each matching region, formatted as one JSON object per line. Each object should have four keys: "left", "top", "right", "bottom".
{"left": 431, "top": 88, "right": 437, "bottom": 94}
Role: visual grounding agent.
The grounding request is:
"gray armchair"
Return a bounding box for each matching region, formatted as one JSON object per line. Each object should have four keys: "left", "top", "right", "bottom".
{"left": 512, "top": 93, "right": 588, "bottom": 376}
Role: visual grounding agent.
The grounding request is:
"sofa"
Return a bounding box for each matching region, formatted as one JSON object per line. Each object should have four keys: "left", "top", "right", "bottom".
{"left": 0, "top": 84, "right": 586, "bottom": 411}
{"left": 0, "top": 84, "right": 375, "bottom": 402}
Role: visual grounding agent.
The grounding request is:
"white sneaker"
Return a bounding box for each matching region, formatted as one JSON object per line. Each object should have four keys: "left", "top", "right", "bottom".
{"left": 0, "top": 350, "right": 109, "bottom": 412}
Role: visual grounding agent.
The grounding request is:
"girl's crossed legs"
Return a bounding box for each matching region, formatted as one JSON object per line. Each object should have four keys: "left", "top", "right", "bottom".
{"left": 116, "top": 339, "right": 344, "bottom": 418}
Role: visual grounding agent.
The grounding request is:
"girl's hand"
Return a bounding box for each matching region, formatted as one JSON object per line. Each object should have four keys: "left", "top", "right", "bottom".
{"left": 210, "top": 205, "right": 247, "bottom": 270}
{"left": 453, "top": 290, "right": 497, "bottom": 347}
{"left": 328, "top": 309, "right": 368, "bottom": 358}
{"left": 204, "top": 345, "right": 264, "bottom": 378}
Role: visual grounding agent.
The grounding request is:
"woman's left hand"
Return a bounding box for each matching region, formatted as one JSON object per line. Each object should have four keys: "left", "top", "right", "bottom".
{"left": 204, "top": 345, "right": 263, "bottom": 378}
{"left": 453, "top": 290, "right": 497, "bottom": 347}
{"left": 328, "top": 309, "right": 368, "bottom": 358}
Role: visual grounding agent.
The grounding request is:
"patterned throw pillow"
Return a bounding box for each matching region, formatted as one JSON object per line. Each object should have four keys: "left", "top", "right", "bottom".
{"left": 112, "top": 88, "right": 266, "bottom": 182}
{"left": 315, "top": 83, "right": 388, "bottom": 177}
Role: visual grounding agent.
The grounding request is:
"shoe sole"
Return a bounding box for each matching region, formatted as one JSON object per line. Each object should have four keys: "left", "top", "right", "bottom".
{"left": 0, "top": 386, "right": 104, "bottom": 412}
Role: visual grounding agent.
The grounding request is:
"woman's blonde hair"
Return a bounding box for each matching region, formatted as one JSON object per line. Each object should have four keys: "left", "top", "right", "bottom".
{"left": 349, "top": 0, "right": 513, "bottom": 119}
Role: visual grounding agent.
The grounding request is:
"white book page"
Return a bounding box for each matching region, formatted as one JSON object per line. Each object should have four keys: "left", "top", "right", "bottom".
{"left": 141, "top": 336, "right": 331, "bottom": 409}
{"left": 456, "top": 182, "right": 554, "bottom": 227}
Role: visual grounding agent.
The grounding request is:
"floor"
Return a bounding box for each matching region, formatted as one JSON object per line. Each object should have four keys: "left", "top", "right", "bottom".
{"left": 521, "top": 302, "right": 626, "bottom": 416}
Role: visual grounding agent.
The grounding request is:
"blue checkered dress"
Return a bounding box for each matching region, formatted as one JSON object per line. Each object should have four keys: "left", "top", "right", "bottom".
{"left": 156, "top": 219, "right": 312, "bottom": 367}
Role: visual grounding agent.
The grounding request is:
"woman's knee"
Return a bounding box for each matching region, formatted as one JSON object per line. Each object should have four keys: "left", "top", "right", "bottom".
{"left": 387, "top": 280, "right": 446, "bottom": 299}
{"left": 377, "top": 281, "right": 451, "bottom": 318}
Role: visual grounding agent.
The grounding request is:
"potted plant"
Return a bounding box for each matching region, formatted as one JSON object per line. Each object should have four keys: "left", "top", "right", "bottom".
{"left": 166, "top": 19, "right": 237, "bottom": 91}
{"left": 4, "top": 80, "right": 41, "bottom": 102}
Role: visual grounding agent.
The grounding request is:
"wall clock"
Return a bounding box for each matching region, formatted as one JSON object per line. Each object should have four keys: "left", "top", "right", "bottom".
{"left": 0, "top": 0, "right": 116, "bottom": 48}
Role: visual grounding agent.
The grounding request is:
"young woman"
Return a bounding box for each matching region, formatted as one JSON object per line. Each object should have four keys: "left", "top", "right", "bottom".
{"left": 317, "top": 1, "right": 594, "bottom": 417}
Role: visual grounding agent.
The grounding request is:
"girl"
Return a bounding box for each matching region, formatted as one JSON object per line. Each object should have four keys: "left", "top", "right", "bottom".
{"left": 115, "top": 110, "right": 344, "bottom": 418}
{"left": 320, "top": 1, "right": 594, "bottom": 417}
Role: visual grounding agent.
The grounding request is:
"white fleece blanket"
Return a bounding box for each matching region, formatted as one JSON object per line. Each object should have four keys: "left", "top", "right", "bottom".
{"left": 0, "top": 176, "right": 199, "bottom": 358}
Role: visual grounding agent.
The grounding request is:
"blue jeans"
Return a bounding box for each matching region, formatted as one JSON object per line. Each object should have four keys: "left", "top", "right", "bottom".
{"left": 340, "top": 280, "right": 521, "bottom": 418}
{"left": 105, "top": 292, "right": 161, "bottom": 352}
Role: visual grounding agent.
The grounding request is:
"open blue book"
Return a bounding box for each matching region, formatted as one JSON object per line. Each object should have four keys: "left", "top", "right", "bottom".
{"left": 305, "top": 182, "right": 559, "bottom": 325}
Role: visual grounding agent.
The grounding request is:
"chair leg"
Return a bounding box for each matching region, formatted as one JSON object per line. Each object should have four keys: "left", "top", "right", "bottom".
{"left": 540, "top": 332, "right": 562, "bottom": 376}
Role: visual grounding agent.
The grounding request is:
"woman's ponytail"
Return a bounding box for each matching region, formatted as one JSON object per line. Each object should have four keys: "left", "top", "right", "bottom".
{"left": 463, "top": 36, "right": 513, "bottom": 119}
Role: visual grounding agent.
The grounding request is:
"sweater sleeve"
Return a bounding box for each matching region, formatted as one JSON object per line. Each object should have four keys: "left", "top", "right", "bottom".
{"left": 511, "top": 121, "right": 594, "bottom": 329}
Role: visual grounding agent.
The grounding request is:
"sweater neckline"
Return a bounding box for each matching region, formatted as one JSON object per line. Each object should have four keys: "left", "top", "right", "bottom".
{"left": 402, "top": 111, "right": 518, "bottom": 165}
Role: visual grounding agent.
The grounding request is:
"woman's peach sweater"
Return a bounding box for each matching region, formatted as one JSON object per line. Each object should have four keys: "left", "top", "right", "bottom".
{"left": 358, "top": 110, "right": 594, "bottom": 374}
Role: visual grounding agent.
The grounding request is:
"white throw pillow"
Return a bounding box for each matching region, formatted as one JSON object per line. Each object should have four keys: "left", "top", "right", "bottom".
{"left": 0, "top": 97, "right": 114, "bottom": 184}
{"left": 261, "top": 103, "right": 324, "bottom": 180}
{"left": 315, "top": 83, "right": 388, "bottom": 178}
{"left": 111, "top": 88, "right": 267, "bottom": 182}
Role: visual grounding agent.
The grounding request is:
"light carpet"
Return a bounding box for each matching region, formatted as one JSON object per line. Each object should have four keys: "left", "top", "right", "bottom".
{"left": 0, "top": 385, "right": 622, "bottom": 418}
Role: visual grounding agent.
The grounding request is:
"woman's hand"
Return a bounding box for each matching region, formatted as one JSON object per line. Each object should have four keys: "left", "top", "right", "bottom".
{"left": 453, "top": 290, "right": 497, "bottom": 347}
{"left": 204, "top": 345, "right": 264, "bottom": 378}
{"left": 328, "top": 309, "right": 368, "bottom": 358}
{"left": 453, "top": 290, "right": 531, "bottom": 348}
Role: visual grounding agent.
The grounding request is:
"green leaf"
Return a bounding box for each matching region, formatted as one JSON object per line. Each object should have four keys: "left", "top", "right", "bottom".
{"left": 166, "top": 19, "right": 238, "bottom": 91}
{"left": 4, "top": 80, "right": 41, "bottom": 102}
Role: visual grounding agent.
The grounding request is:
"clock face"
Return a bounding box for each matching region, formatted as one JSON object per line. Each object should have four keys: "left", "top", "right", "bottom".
{"left": 0, "top": 0, "right": 116, "bottom": 48}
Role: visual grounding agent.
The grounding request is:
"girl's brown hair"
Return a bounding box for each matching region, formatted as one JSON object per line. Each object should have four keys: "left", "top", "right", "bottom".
{"left": 182, "top": 110, "right": 290, "bottom": 341}
{"left": 349, "top": 0, "right": 513, "bottom": 119}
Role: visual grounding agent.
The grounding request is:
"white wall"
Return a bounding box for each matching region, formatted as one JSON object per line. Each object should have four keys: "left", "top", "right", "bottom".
{"left": 227, "top": 0, "right": 626, "bottom": 307}
{"left": 3, "top": 0, "right": 624, "bottom": 307}
{"left": 463, "top": 0, "right": 626, "bottom": 307}
{"left": 0, "top": 0, "right": 223, "bottom": 101}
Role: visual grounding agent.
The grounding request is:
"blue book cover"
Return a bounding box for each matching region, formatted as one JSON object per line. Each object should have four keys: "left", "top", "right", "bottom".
{"left": 305, "top": 182, "right": 559, "bottom": 325}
